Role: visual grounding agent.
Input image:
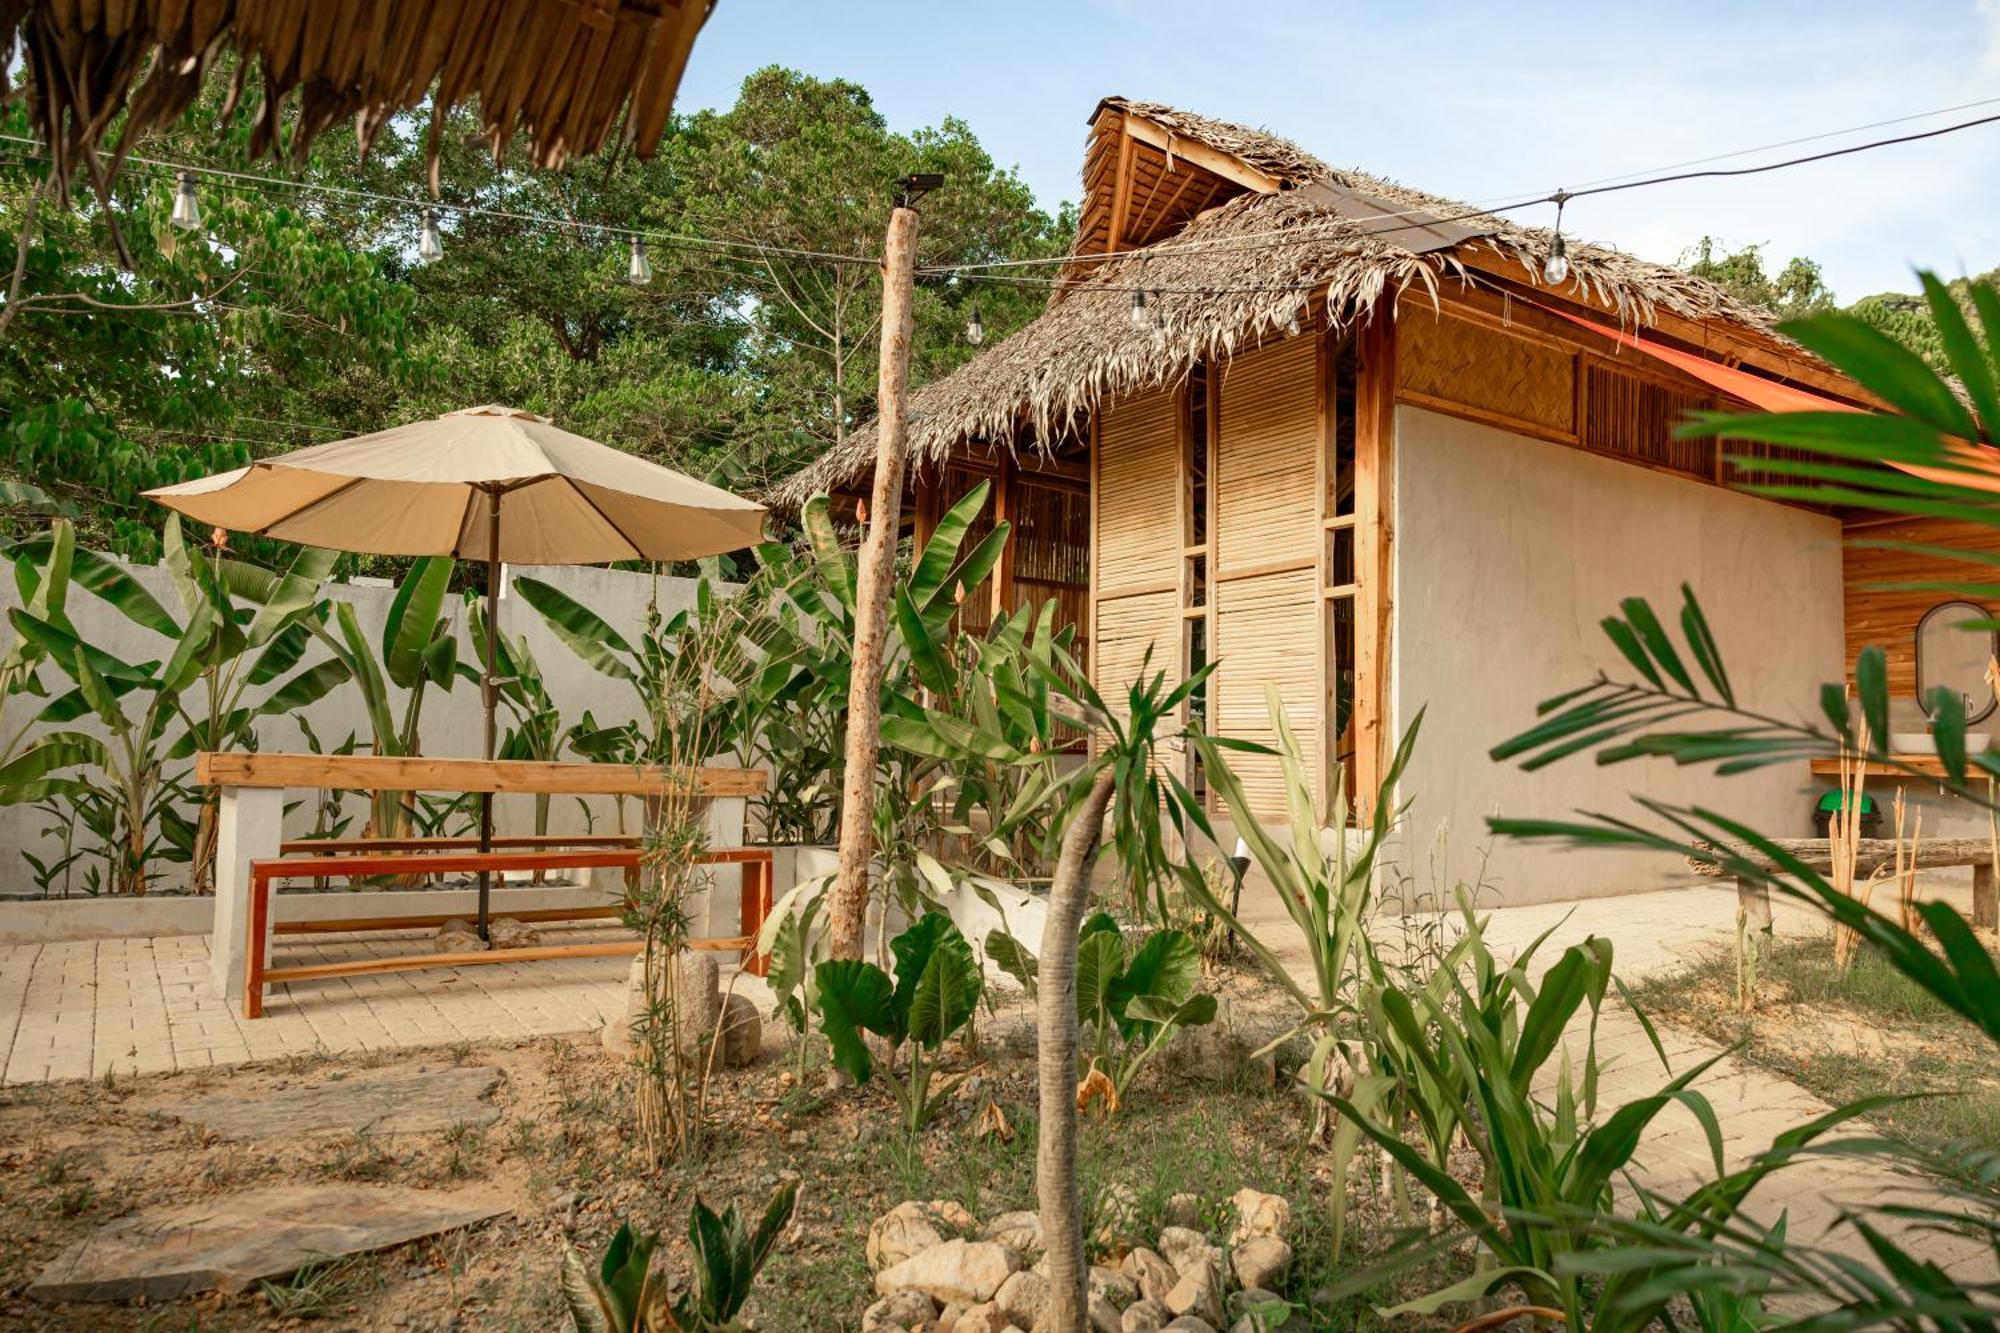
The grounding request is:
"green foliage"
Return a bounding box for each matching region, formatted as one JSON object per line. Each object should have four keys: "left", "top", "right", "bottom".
{"left": 561, "top": 1180, "right": 798, "bottom": 1332}
{"left": 812, "top": 912, "right": 982, "bottom": 1134}
{"left": 989, "top": 915, "right": 1216, "bottom": 1108}
{"left": 1682, "top": 237, "right": 1835, "bottom": 321}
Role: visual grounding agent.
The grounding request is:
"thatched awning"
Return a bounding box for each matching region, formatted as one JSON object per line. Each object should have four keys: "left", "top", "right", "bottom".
{"left": 4, "top": 0, "right": 714, "bottom": 207}
{"left": 768, "top": 138, "right": 1775, "bottom": 509}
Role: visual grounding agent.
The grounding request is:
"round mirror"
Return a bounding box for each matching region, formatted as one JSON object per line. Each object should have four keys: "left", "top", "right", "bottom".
{"left": 1915, "top": 600, "right": 1998, "bottom": 723}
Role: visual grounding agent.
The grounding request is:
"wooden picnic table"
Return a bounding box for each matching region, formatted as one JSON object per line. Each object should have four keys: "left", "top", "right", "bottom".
{"left": 1686, "top": 837, "right": 1997, "bottom": 931}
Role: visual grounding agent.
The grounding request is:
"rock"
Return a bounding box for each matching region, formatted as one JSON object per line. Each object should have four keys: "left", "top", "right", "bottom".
{"left": 993, "top": 1269, "right": 1048, "bottom": 1328}
{"left": 868, "top": 1201, "right": 975, "bottom": 1274}
{"left": 1122, "top": 1246, "right": 1177, "bottom": 1305}
{"left": 718, "top": 992, "right": 762, "bottom": 1068}
{"left": 1229, "top": 1239, "right": 1291, "bottom": 1294}
{"left": 1163, "top": 1193, "right": 1203, "bottom": 1230}
{"left": 1090, "top": 1294, "right": 1124, "bottom": 1332}
{"left": 951, "top": 1303, "right": 1010, "bottom": 1333}
{"left": 1155, "top": 1228, "right": 1219, "bottom": 1284}
{"left": 1163, "top": 1318, "right": 1219, "bottom": 1333}
{"left": 938, "top": 1302, "right": 969, "bottom": 1332}
{"left": 875, "top": 1240, "right": 1019, "bottom": 1305}
{"left": 486, "top": 916, "right": 539, "bottom": 950}
{"left": 1122, "top": 1300, "right": 1171, "bottom": 1332}
{"left": 159, "top": 1066, "right": 503, "bottom": 1140}
{"left": 1090, "top": 1264, "right": 1138, "bottom": 1309}
{"left": 981, "top": 1210, "right": 1043, "bottom": 1258}
{"left": 1164, "top": 1271, "right": 1224, "bottom": 1329}
{"left": 864, "top": 1289, "right": 940, "bottom": 1331}
{"left": 602, "top": 951, "right": 721, "bottom": 1060}
{"left": 1225, "top": 1190, "right": 1289, "bottom": 1246}
{"left": 1227, "top": 1289, "right": 1282, "bottom": 1320}
{"left": 1166, "top": 998, "right": 1277, "bottom": 1088}
{"left": 1092, "top": 1182, "right": 1141, "bottom": 1250}
{"left": 436, "top": 918, "right": 488, "bottom": 953}
{"left": 28, "top": 1184, "right": 510, "bottom": 1302}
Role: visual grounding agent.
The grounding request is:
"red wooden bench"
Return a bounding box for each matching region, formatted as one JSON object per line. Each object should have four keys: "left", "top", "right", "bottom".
{"left": 243, "top": 845, "right": 774, "bottom": 1019}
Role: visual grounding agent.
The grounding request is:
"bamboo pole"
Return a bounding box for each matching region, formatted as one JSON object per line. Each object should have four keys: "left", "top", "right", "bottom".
{"left": 829, "top": 197, "right": 921, "bottom": 960}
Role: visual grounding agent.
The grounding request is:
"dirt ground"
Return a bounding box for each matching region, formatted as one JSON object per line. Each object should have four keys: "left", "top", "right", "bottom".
{"left": 1, "top": 964, "right": 1413, "bottom": 1332}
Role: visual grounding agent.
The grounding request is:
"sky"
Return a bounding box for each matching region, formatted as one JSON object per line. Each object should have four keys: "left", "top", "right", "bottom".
{"left": 675, "top": 0, "right": 2000, "bottom": 302}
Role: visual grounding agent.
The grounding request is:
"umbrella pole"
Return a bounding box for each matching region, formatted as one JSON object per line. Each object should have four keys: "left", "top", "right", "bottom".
{"left": 478, "top": 499, "right": 499, "bottom": 943}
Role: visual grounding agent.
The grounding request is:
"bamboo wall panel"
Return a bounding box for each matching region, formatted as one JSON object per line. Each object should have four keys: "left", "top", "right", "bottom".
{"left": 1845, "top": 517, "right": 2000, "bottom": 698}
{"left": 1398, "top": 310, "right": 1576, "bottom": 436}
{"left": 1094, "top": 589, "right": 1179, "bottom": 705}
{"left": 1213, "top": 567, "right": 1320, "bottom": 820}
{"left": 1096, "top": 388, "right": 1182, "bottom": 593}
{"left": 1217, "top": 335, "right": 1321, "bottom": 573}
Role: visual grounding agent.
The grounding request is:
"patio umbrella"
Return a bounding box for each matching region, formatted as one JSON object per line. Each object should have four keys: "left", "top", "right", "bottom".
{"left": 147, "top": 404, "right": 766, "bottom": 936}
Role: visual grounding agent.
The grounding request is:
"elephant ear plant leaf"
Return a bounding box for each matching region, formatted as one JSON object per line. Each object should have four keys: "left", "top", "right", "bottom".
{"left": 812, "top": 912, "right": 983, "bottom": 1134}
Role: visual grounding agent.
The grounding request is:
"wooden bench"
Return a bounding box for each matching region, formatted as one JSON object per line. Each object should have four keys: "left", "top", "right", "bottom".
{"left": 1689, "top": 837, "right": 1998, "bottom": 932}
{"left": 243, "top": 845, "right": 774, "bottom": 1019}
{"left": 201, "top": 751, "right": 767, "bottom": 1010}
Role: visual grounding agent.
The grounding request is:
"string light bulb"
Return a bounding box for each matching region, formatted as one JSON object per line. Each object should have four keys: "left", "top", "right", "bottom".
{"left": 170, "top": 170, "right": 201, "bottom": 230}
{"left": 418, "top": 208, "right": 444, "bottom": 263}
{"left": 628, "top": 236, "right": 653, "bottom": 285}
{"left": 1129, "top": 285, "right": 1149, "bottom": 330}
{"left": 1284, "top": 305, "right": 1303, "bottom": 337}
{"left": 1542, "top": 191, "right": 1571, "bottom": 286}
{"left": 965, "top": 302, "right": 985, "bottom": 346}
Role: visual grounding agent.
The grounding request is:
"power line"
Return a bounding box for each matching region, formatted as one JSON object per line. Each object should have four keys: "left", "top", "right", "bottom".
{"left": 922, "top": 103, "right": 2000, "bottom": 281}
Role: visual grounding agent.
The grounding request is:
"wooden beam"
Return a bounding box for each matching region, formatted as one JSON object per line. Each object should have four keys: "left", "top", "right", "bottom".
{"left": 198, "top": 752, "right": 767, "bottom": 797}
{"left": 1105, "top": 126, "right": 1136, "bottom": 254}
{"left": 993, "top": 450, "right": 1018, "bottom": 619}
{"left": 1120, "top": 115, "right": 1283, "bottom": 195}
{"left": 1353, "top": 305, "right": 1397, "bottom": 807}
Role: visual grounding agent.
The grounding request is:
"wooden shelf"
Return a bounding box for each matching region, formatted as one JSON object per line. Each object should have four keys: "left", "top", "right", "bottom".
{"left": 1807, "top": 755, "right": 1950, "bottom": 779}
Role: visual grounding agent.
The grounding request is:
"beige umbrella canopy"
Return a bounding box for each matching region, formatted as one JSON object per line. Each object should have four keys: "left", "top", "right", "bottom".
{"left": 146, "top": 404, "right": 765, "bottom": 563}
{"left": 146, "top": 404, "right": 766, "bottom": 936}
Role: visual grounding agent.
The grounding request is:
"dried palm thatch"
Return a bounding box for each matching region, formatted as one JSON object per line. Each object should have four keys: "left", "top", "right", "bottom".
{"left": 2, "top": 0, "right": 713, "bottom": 210}
{"left": 770, "top": 102, "right": 1786, "bottom": 509}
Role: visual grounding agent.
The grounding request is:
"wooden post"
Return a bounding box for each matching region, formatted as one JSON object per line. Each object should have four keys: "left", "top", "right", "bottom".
{"left": 1352, "top": 304, "right": 1397, "bottom": 807}
{"left": 211, "top": 785, "right": 283, "bottom": 1005}
{"left": 1976, "top": 861, "right": 1998, "bottom": 930}
{"left": 829, "top": 197, "right": 922, "bottom": 961}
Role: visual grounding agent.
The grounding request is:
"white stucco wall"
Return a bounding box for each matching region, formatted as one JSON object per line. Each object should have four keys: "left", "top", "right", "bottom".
{"left": 1390, "top": 406, "right": 1845, "bottom": 905}
{"left": 0, "top": 562, "right": 721, "bottom": 895}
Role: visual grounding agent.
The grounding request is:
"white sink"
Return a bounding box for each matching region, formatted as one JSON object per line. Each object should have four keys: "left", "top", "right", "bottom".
{"left": 1888, "top": 732, "right": 1992, "bottom": 755}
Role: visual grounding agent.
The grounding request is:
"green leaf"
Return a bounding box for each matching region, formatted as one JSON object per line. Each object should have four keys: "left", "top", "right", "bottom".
{"left": 1108, "top": 928, "right": 1201, "bottom": 1037}
{"left": 514, "top": 577, "right": 637, "bottom": 683}
{"left": 801, "top": 494, "right": 856, "bottom": 611}
{"left": 1778, "top": 308, "right": 1979, "bottom": 440}
{"left": 984, "top": 929, "right": 1039, "bottom": 994}
{"left": 813, "top": 959, "right": 896, "bottom": 1083}
{"left": 383, "top": 556, "right": 453, "bottom": 690}
{"left": 1855, "top": 645, "right": 1890, "bottom": 754}
{"left": 905, "top": 918, "right": 981, "bottom": 1050}
{"left": 907, "top": 480, "right": 989, "bottom": 613}
{"left": 1075, "top": 928, "right": 1126, "bottom": 1031}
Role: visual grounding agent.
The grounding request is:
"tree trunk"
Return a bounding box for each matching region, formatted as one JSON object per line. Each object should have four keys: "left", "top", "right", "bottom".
{"left": 828, "top": 203, "right": 919, "bottom": 961}
{"left": 1039, "top": 766, "right": 1119, "bottom": 1332}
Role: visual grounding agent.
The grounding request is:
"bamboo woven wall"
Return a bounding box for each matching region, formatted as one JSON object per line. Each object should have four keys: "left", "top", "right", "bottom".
{"left": 1398, "top": 309, "right": 1576, "bottom": 437}
{"left": 1093, "top": 387, "right": 1183, "bottom": 707}
{"left": 1214, "top": 335, "right": 1322, "bottom": 819}
{"left": 1845, "top": 516, "right": 2000, "bottom": 698}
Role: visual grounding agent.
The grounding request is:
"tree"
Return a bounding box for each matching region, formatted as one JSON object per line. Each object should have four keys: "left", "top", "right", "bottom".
{"left": 1681, "top": 236, "right": 1835, "bottom": 321}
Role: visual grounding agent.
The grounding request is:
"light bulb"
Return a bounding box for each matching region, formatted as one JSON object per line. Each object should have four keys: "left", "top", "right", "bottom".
{"left": 418, "top": 208, "right": 443, "bottom": 263}
{"left": 965, "top": 303, "right": 985, "bottom": 346}
{"left": 170, "top": 171, "right": 201, "bottom": 231}
{"left": 1543, "top": 234, "right": 1569, "bottom": 286}
{"left": 1129, "top": 286, "right": 1149, "bottom": 329}
{"left": 1284, "top": 307, "right": 1302, "bottom": 337}
{"left": 628, "top": 236, "right": 653, "bottom": 285}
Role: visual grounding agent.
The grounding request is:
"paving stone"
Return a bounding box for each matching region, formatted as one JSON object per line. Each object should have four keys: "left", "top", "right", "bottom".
{"left": 159, "top": 1065, "right": 504, "bottom": 1139}
{"left": 28, "top": 1183, "right": 512, "bottom": 1302}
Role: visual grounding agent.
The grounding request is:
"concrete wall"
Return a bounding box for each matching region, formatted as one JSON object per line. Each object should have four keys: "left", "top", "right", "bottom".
{"left": 0, "top": 560, "right": 720, "bottom": 895}
{"left": 1390, "top": 406, "right": 1846, "bottom": 905}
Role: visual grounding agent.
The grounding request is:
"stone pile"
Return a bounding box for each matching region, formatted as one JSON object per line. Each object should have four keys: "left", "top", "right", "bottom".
{"left": 857, "top": 1188, "right": 1305, "bottom": 1333}
{"left": 601, "top": 950, "right": 762, "bottom": 1068}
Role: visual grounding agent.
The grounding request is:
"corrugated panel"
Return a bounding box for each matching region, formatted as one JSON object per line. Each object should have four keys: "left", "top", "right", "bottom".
{"left": 1097, "top": 387, "right": 1182, "bottom": 593}
{"left": 1212, "top": 334, "right": 1321, "bottom": 820}
{"left": 1213, "top": 567, "right": 1320, "bottom": 820}
{"left": 1217, "top": 336, "right": 1320, "bottom": 573}
{"left": 1094, "top": 588, "right": 1178, "bottom": 710}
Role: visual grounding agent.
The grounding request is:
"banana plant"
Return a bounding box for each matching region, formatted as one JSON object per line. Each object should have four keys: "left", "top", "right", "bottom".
{"left": 158, "top": 519, "right": 348, "bottom": 891}
{"left": 758, "top": 872, "right": 833, "bottom": 1082}
{"left": 313, "top": 556, "right": 459, "bottom": 839}
{"left": 814, "top": 911, "right": 983, "bottom": 1135}
{"left": 985, "top": 914, "right": 1216, "bottom": 1113}
{"left": 562, "top": 1180, "right": 798, "bottom": 1332}
{"left": 0, "top": 519, "right": 104, "bottom": 804}
{"left": 466, "top": 595, "right": 564, "bottom": 839}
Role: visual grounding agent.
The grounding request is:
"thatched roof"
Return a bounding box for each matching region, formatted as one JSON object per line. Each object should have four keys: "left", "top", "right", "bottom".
{"left": 769, "top": 99, "right": 1791, "bottom": 509}
{"left": 3, "top": 0, "right": 714, "bottom": 208}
